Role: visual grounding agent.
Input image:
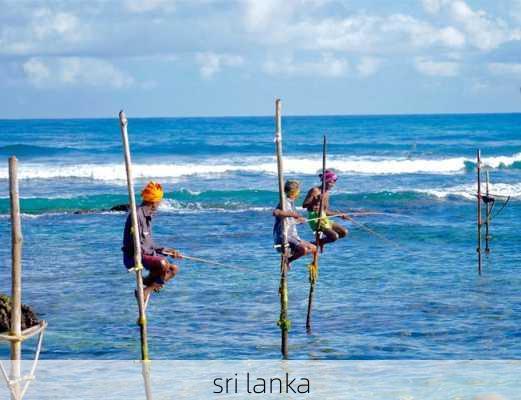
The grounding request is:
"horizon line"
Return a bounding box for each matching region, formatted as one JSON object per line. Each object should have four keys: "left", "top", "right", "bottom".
{"left": 1, "top": 110, "right": 521, "bottom": 121}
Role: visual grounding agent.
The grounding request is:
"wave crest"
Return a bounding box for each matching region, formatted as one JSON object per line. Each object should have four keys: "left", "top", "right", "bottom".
{"left": 1, "top": 153, "right": 520, "bottom": 180}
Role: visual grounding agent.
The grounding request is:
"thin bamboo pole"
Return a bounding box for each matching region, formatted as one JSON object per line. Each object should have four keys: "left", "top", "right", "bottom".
{"left": 485, "top": 170, "right": 491, "bottom": 254}
{"left": 119, "top": 111, "right": 149, "bottom": 361}
{"left": 141, "top": 361, "right": 153, "bottom": 400}
{"left": 477, "top": 149, "right": 482, "bottom": 275}
{"left": 275, "top": 99, "right": 289, "bottom": 358}
{"left": 8, "top": 156, "right": 22, "bottom": 400}
{"left": 306, "top": 135, "right": 326, "bottom": 334}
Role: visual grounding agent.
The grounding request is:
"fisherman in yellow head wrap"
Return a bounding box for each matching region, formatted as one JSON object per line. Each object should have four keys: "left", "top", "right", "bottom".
{"left": 122, "top": 181, "right": 182, "bottom": 301}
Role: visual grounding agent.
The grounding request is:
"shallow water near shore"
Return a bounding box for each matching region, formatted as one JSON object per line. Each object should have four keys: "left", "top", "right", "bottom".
{"left": 0, "top": 113, "right": 520, "bottom": 360}
{"left": 1, "top": 360, "right": 520, "bottom": 399}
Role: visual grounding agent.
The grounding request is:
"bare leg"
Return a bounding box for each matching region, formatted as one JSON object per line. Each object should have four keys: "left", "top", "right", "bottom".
{"left": 288, "top": 242, "right": 317, "bottom": 263}
{"left": 160, "top": 261, "right": 179, "bottom": 283}
{"left": 288, "top": 245, "right": 306, "bottom": 263}
{"left": 331, "top": 222, "right": 348, "bottom": 239}
{"left": 320, "top": 227, "right": 340, "bottom": 244}
{"left": 139, "top": 261, "right": 178, "bottom": 311}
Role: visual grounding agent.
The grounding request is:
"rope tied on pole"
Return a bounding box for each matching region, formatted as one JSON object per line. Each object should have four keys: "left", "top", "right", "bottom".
{"left": 307, "top": 262, "right": 318, "bottom": 285}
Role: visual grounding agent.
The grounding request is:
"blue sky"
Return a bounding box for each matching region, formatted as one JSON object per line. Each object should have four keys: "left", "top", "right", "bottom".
{"left": 1, "top": 0, "right": 521, "bottom": 118}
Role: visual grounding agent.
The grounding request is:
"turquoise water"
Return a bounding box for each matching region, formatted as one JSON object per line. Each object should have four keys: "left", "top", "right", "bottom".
{"left": 0, "top": 114, "right": 520, "bottom": 359}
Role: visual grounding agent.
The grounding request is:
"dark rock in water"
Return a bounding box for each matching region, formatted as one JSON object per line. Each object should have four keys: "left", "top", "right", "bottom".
{"left": 72, "top": 204, "right": 129, "bottom": 214}
{"left": 110, "top": 204, "right": 130, "bottom": 212}
{"left": 0, "top": 294, "right": 40, "bottom": 333}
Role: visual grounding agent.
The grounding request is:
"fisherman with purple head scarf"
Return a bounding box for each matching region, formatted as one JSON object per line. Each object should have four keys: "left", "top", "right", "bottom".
{"left": 303, "top": 169, "right": 349, "bottom": 247}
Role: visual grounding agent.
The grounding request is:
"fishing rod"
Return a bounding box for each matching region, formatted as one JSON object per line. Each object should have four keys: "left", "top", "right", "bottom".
{"left": 126, "top": 250, "right": 249, "bottom": 273}
{"left": 302, "top": 211, "right": 414, "bottom": 224}
{"left": 160, "top": 250, "right": 249, "bottom": 273}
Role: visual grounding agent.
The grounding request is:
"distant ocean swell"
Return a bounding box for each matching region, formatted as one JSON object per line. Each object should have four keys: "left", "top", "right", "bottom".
{"left": 0, "top": 153, "right": 520, "bottom": 180}
{"left": 0, "top": 185, "right": 519, "bottom": 215}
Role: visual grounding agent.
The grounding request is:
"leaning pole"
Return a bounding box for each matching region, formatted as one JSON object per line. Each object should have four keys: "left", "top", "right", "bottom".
{"left": 306, "top": 135, "right": 327, "bottom": 334}
{"left": 274, "top": 99, "right": 290, "bottom": 358}
{"left": 119, "top": 111, "right": 149, "bottom": 360}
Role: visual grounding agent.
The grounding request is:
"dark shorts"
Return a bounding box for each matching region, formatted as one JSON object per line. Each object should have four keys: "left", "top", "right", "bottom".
{"left": 275, "top": 237, "right": 301, "bottom": 255}
{"left": 123, "top": 253, "right": 166, "bottom": 284}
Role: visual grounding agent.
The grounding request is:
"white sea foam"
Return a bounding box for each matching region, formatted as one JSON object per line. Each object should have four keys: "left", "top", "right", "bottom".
{"left": 414, "top": 182, "right": 521, "bottom": 200}
{"left": 159, "top": 198, "right": 271, "bottom": 214}
{"left": 0, "top": 153, "right": 520, "bottom": 180}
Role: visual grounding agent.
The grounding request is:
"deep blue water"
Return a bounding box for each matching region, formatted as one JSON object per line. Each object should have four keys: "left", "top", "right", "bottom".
{"left": 0, "top": 113, "right": 520, "bottom": 360}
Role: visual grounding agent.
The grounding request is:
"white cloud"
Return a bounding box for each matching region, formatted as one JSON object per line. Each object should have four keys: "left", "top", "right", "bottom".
{"left": 246, "top": 11, "right": 466, "bottom": 54}
{"left": 22, "top": 57, "right": 134, "bottom": 88}
{"left": 414, "top": 57, "right": 460, "bottom": 77}
{"left": 488, "top": 62, "right": 521, "bottom": 76}
{"left": 263, "top": 53, "right": 349, "bottom": 77}
{"left": 437, "top": 26, "right": 466, "bottom": 48}
{"left": 243, "top": 0, "right": 329, "bottom": 31}
{"left": 244, "top": 0, "right": 281, "bottom": 30}
{"left": 195, "top": 52, "right": 244, "bottom": 79}
{"left": 356, "top": 57, "right": 381, "bottom": 77}
{"left": 22, "top": 58, "right": 50, "bottom": 86}
{"left": 448, "top": 1, "right": 509, "bottom": 50}
{"left": 382, "top": 14, "right": 465, "bottom": 49}
{"left": 421, "top": 0, "right": 449, "bottom": 14}
{"left": 423, "top": 0, "right": 521, "bottom": 51}
{"left": 124, "top": 0, "right": 175, "bottom": 13}
{"left": 0, "top": 7, "right": 89, "bottom": 56}
{"left": 32, "top": 8, "right": 81, "bottom": 40}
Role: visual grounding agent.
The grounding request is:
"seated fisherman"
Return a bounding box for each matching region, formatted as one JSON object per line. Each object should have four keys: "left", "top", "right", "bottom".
{"left": 122, "top": 181, "right": 182, "bottom": 301}
{"left": 302, "top": 169, "right": 349, "bottom": 246}
{"left": 273, "top": 180, "right": 316, "bottom": 265}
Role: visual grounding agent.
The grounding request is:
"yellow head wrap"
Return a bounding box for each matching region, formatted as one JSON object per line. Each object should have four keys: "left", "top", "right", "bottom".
{"left": 141, "top": 181, "right": 164, "bottom": 203}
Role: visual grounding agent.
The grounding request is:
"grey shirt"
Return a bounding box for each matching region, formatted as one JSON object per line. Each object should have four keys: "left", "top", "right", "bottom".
{"left": 122, "top": 204, "right": 163, "bottom": 257}
{"left": 273, "top": 198, "right": 301, "bottom": 245}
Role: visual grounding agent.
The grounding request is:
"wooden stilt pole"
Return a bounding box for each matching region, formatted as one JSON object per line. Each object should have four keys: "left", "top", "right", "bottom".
{"left": 8, "top": 156, "right": 22, "bottom": 400}
{"left": 485, "top": 170, "right": 491, "bottom": 254}
{"left": 305, "top": 254, "right": 316, "bottom": 335}
{"left": 141, "top": 361, "right": 153, "bottom": 400}
{"left": 274, "top": 99, "right": 290, "bottom": 359}
{"left": 477, "top": 149, "right": 482, "bottom": 276}
{"left": 119, "top": 111, "right": 150, "bottom": 361}
{"left": 306, "top": 135, "right": 327, "bottom": 334}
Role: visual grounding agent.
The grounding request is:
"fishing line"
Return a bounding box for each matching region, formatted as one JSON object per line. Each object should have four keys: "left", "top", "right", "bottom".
{"left": 345, "top": 215, "right": 404, "bottom": 250}
{"left": 161, "top": 250, "right": 250, "bottom": 273}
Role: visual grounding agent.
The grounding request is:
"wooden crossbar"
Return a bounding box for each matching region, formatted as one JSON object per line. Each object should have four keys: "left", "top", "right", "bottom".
{"left": 0, "top": 321, "right": 47, "bottom": 343}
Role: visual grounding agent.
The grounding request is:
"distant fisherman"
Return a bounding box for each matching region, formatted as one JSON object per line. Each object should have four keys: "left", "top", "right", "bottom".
{"left": 122, "top": 181, "right": 182, "bottom": 302}
{"left": 273, "top": 180, "right": 316, "bottom": 266}
{"left": 303, "top": 170, "right": 349, "bottom": 247}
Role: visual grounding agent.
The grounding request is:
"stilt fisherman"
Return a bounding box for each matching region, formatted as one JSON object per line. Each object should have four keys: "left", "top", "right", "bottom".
{"left": 122, "top": 181, "right": 183, "bottom": 302}
{"left": 273, "top": 180, "right": 317, "bottom": 267}
{"left": 303, "top": 170, "right": 349, "bottom": 247}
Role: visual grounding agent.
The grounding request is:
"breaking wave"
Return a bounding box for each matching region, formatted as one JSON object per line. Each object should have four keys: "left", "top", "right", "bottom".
{"left": 1, "top": 153, "right": 521, "bottom": 181}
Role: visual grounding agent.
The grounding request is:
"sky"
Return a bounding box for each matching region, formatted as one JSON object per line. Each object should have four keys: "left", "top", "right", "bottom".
{"left": 1, "top": 0, "right": 521, "bottom": 118}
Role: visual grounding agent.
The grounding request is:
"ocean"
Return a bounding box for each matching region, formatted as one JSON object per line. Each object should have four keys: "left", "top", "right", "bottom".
{"left": 0, "top": 113, "right": 520, "bottom": 360}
